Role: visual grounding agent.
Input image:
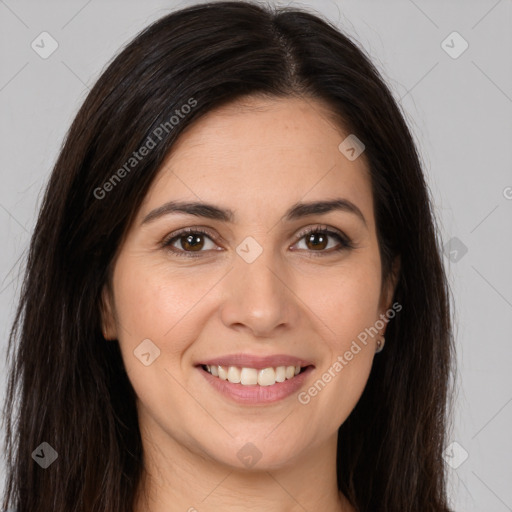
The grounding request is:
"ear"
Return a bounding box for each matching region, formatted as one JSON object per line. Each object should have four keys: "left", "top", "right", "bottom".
{"left": 100, "top": 284, "right": 117, "bottom": 340}
{"left": 379, "top": 255, "right": 401, "bottom": 317}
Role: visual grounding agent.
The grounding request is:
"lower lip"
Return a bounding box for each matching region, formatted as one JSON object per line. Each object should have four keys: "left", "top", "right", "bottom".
{"left": 198, "top": 366, "right": 314, "bottom": 405}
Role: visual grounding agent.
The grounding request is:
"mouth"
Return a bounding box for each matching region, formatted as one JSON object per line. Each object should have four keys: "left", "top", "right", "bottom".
{"left": 195, "top": 353, "right": 315, "bottom": 406}
{"left": 196, "top": 355, "right": 315, "bottom": 404}
{"left": 200, "top": 363, "right": 311, "bottom": 386}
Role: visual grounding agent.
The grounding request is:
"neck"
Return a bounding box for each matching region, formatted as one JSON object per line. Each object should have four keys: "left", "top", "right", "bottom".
{"left": 133, "top": 412, "right": 354, "bottom": 512}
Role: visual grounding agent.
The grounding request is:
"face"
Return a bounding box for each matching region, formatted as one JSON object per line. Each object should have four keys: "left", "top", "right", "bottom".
{"left": 102, "top": 95, "right": 398, "bottom": 472}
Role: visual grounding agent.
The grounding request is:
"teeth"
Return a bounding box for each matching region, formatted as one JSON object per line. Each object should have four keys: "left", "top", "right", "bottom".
{"left": 218, "top": 365, "right": 228, "bottom": 380}
{"left": 227, "top": 366, "right": 241, "bottom": 383}
{"left": 240, "top": 367, "right": 258, "bottom": 385}
{"left": 257, "top": 368, "right": 275, "bottom": 386}
{"left": 275, "top": 366, "right": 286, "bottom": 382}
{"left": 204, "top": 364, "right": 304, "bottom": 386}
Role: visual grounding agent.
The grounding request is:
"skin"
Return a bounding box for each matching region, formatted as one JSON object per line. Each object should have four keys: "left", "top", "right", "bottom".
{"left": 101, "top": 95, "right": 399, "bottom": 512}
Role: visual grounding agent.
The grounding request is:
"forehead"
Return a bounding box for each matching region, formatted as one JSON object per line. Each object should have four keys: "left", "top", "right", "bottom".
{"left": 139, "top": 95, "right": 373, "bottom": 225}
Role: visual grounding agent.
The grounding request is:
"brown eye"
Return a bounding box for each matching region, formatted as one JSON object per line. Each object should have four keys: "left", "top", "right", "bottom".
{"left": 162, "top": 225, "right": 353, "bottom": 259}
{"left": 179, "top": 233, "right": 206, "bottom": 251}
{"left": 292, "top": 226, "right": 353, "bottom": 257}
{"left": 304, "top": 231, "right": 329, "bottom": 251}
{"left": 163, "top": 228, "right": 218, "bottom": 257}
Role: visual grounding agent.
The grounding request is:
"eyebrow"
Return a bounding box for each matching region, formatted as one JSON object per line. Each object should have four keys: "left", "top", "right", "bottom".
{"left": 141, "top": 198, "right": 367, "bottom": 227}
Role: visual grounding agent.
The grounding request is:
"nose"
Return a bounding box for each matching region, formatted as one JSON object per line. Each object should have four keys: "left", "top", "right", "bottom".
{"left": 219, "top": 249, "right": 301, "bottom": 338}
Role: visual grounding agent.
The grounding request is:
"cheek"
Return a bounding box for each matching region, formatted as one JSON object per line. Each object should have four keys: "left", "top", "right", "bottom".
{"left": 296, "top": 256, "right": 381, "bottom": 420}
{"left": 109, "top": 256, "right": 205, "bottom": 432}
{"left": 111, "top": 254, "right": 215, "bottom": 351}
{"left": 303, "top": 254, "right": 383, "bottom": 347}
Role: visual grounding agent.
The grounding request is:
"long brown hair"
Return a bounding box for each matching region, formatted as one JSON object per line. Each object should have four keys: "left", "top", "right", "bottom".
{"left": 1, "top": 2, "right": 455, "bottom": 511}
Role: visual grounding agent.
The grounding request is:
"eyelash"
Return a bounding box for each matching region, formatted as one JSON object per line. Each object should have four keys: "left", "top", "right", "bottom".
{"left": 161, "top": 225, "right": 354, "bottom": 259}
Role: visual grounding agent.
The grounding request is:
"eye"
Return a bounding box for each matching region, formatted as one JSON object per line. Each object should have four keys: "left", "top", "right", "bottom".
{"left": 162, "top": 227, "right": 219, "bottom": 258}
{"left": 161, "top": 225, "right": 353, "bottom": 258}
{"left": 291, "top": 225, "right": 353, "bottom": 257}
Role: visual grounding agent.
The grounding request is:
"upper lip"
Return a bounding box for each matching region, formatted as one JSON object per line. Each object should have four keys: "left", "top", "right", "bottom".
{"left": 198, "top": 353, "right": 315, "bottom": 370}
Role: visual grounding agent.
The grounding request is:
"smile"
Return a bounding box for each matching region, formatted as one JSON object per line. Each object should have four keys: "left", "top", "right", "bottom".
{"left": 197, "top": 354, "right": 315, "bottom": 404}
{"left": 202, "top": 364, "right": 308, "bottom": 386}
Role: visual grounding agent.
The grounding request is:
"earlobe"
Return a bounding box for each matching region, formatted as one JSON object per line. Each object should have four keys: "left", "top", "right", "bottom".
{"left": 100, "top": 285, "right": 117, "bottom": 340}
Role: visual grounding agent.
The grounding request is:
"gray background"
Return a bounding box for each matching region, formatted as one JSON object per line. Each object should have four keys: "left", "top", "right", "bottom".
{"left": 1, "top": 0, "right": 511, "bottom": 510}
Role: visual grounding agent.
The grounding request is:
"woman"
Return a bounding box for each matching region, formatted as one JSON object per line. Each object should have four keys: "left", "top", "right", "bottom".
{"left": 1, "top": 1, "right": 455, "bottom": 511}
